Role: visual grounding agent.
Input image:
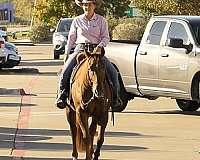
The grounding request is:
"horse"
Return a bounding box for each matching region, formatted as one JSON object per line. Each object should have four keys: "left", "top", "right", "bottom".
{"left": 66, "top": 49, "right": 112, "bottom": 160}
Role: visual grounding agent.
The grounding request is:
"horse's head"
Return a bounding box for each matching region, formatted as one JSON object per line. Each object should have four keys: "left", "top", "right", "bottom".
{"left": 85, "top": 51, "right": 106, "bottom": 98}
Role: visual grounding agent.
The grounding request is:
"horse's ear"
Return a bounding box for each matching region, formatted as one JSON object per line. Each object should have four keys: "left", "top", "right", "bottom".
{"left": 76, "top": 52, "right": 87, "bottom": 64}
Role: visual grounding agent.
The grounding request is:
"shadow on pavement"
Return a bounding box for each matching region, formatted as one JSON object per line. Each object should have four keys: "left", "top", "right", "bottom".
{"left": 123, "top": 109, "right": 200, "bottom": 116}
{"left": 0, "top": 127, "right": 150, "bottom": 137}
{"left": 0, "top": 134, "right": 51, "bottom": 142}
{"left": 0, "top": 68, "right": 39, "bottom": 74}
{"left": 0, "top": 68, "right": 59, "bottom": 76}
{"left": 0, "top": 157, "right": 114, "bottom": 160}
{"left": 0, "top": 127, "right": 148, "bottom": 152}
{"left": 0, "top": 102, "right": 36, "bottom": 107}
{"left": 20, "top": 60, "right": 63, "bottom": 67}
{"left": 22, "top": 58, "right": 57, "bottom": 61}
{"left": 1, "top": 141, "right": 147, "bottom": 152}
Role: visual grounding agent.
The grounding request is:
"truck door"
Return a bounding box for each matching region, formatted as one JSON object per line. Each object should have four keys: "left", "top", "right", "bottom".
{"left": 136, "top": 21, "right": 167, "bottom": 93}
{"left": 159, "top": 22, "right": 190, "bottom": 95}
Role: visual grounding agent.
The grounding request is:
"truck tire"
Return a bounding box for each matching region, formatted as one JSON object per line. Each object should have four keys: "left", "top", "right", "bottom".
{"left": 176, "top": 99, "right": 200, "bottom": 111}
{"left": 54, "top": 50, "right": 60, "bottom": 59}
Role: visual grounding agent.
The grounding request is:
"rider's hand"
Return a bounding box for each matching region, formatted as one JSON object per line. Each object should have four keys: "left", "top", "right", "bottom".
{"left": 64, "top": 54, "right": 69, "bottom": 63}
{"left": 96, "top": 46, "right": 102, "bottom": 53}
{"left": 93, "top": 46, "right": 102, "bottom": 54}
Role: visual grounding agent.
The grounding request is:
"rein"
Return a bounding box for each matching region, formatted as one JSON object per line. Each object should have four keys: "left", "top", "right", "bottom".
{"left": 80, "top": 56, "right": 106, "bottom": 109}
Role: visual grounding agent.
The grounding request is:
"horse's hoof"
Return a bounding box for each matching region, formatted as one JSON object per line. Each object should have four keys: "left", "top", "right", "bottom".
{"left": 72, "top": 157, "right": 77, "bottom": 160}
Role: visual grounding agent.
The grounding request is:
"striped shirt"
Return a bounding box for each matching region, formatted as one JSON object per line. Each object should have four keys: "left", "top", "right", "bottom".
{"left": 65, "top": 13, "right": 110, "bottom": 54}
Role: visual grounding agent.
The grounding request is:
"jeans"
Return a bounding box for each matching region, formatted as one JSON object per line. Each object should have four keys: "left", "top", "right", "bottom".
{"left": 58, "top": 44, "right": 120, "bottom": 99}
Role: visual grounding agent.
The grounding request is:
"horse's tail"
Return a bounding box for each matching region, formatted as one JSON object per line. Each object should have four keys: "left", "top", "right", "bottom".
{"left": 76, "top": 111, "right": 86, "bottom": 152}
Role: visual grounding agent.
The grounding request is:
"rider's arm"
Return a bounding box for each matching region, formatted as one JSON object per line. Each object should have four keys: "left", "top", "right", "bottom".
{"left": 65, "top": 19, "right": 77, "bottom": 55}
{"left": 97, "top": 17, "right": 110, "bottom": 48}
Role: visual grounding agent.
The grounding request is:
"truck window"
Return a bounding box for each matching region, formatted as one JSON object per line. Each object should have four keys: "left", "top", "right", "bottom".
{"left": 167, "top": 22, "right": 189, "bottom": 45}
{"left": 147, "top": 21, "right": 166, "bottom": 45}
{"left": 189, "top": 21, "right": 200, "bottom": 45}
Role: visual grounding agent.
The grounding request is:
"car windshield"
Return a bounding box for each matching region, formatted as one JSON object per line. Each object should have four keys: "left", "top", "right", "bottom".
{"left": 57, "top": 19, "right": 73, "bottom": 32}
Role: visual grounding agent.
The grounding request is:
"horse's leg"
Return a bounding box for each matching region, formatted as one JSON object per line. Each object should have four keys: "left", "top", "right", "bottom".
{"left": 66, "top": 109, "right": 78, "bottom": 159}
{"left": 94, "top": 114, "right": 108, "bottom": 160}
{"left": 76, "top": 110, "right": 92, "bottom": 160}
{"left": 89, "top": 118, "right": 97, "bottom": 158}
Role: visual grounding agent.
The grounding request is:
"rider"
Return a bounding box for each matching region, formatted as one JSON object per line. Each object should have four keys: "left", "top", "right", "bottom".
{"left": 56, "top": 0, "right": 122, "bottom": 110}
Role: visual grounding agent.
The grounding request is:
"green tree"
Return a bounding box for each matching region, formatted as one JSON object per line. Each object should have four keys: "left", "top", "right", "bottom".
{"left": 132, "top": 0, "right": 200, "bottom": 16}
{"left": 34, "top": 0, "right": 81, "bottom": 26}
{"left": 12, "top": 0, "right": 34, "bottom": 23}
{"left": 34, "top": 0, "right": 131, "bottom": 26}
{"left": 97, "top": 0, "right": 131, "bottom": 17}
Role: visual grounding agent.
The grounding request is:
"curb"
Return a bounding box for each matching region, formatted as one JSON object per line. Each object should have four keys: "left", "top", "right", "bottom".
{"left": 0, "top": 88, "right": 27, "bottom": 96}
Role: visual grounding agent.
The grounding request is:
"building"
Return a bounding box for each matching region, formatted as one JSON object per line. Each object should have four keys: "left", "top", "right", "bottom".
{"left": 0, "top": 2, "right": 14, "bottom": 23}
{"left": 125, "top": 2, "right": 142, "bottom": 17}
{"left": 125, "top": 5, "right": 142, "bottom": 17}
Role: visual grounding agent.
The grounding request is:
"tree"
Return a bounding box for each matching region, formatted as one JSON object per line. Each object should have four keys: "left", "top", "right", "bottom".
{"left": 97, "top": 0, "right": 131, "bottom": 17}
{"left": 12, "top": 0, "right": 34, "bottom": 23}
{"left": 34, "top": 0, "right": 131, "bottom": 26}
{"left": 34, "top": 0, "right": 81, "bottom": 26}
{"left": 132, "top": 0, "right": 200, "bottom": 16}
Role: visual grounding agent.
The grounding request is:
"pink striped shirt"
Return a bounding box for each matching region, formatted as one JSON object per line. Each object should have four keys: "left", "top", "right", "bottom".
{"left": 65, "top": 13, "right": 110, "bottom": 54}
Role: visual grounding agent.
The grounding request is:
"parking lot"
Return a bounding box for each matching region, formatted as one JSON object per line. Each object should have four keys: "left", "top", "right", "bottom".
{"left": 0, "top": 44, "right": 200, "bottom": 160}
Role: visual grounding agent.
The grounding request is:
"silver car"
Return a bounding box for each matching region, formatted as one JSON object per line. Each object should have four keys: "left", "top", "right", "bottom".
{"left": 0, "top": 36, "right": 21, "bottom": 69}
{"left": 52, "top": 18, "right": 73, "bottom": 59}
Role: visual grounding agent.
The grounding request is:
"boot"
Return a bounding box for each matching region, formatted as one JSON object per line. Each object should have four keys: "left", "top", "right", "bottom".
{"left": 55, "top": 89, "right": 70, "bottom": 109}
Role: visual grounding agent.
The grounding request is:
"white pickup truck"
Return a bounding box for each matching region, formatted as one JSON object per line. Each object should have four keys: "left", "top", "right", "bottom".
{"left": 106, "top": 15, "right": 200, "bottom": 111}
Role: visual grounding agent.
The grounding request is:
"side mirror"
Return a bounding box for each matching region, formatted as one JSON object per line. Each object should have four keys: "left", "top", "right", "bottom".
{"left": 50, "top": 28, "right": 55, "bottom": 32}
{"left": 167, "top": 38, "right": 184, "bottom": 48}
{"left": 185, "top": 43, "right": 193, "bottom": 54}
{"left": 166, "top": 38, "right": 193, "bottom": 54}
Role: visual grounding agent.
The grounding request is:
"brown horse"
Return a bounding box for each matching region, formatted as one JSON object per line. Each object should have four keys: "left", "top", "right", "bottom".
{"left": 66, "top": 50, "right": 112, "bottom": 160}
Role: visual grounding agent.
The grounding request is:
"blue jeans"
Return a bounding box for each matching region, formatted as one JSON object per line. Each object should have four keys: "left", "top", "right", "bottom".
{"left": 59, "top": 44, "right": 120, "bottom": 98}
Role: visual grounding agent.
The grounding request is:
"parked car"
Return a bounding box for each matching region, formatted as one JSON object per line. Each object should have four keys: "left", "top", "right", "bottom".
{"left": 0, "top": 26, "right": 8, "bottom": 41}
{"left": 51, "top": 18, "right": 73, "bottom": 59}
{"left": 0, "top": 36, "right": 7, "bottom": 68}
{"left": 0, "top": 36, "right": 21, "bottom": 69}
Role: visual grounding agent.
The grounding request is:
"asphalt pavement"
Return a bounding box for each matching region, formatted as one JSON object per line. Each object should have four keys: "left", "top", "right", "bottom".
{"left": 0, "top": 45, "right": 200, "bottom": 160}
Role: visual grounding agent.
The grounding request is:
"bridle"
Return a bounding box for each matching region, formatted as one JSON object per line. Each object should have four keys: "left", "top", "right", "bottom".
{"left": 80, "top": 55, "right": 107, "bottom": 109}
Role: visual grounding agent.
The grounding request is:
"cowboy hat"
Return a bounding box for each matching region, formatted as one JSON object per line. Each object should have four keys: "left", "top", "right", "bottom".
{"left": 75, "top": 0, "right": 103, "bottom": 8}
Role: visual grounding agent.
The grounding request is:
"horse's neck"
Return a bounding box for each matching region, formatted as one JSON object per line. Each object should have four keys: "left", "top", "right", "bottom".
{"left": 74, "top": 60, "right": 91, "bottom": 87}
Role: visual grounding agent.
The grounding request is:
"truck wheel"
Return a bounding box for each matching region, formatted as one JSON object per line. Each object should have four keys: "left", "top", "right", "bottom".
{"left": 176, "top": 99, "right": 200, "bottom": 111}
{"left": 54, "top": 51, "right": 60, "bottom": 59}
